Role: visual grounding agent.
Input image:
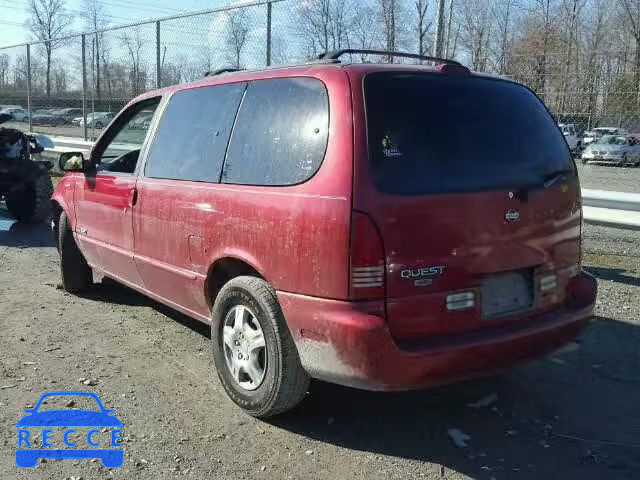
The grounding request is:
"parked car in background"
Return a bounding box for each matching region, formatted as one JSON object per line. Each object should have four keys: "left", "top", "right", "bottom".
{"left": 0, "top": 107, "right": 29, "bottom": 122}
{"left": 53, "top": 51, "right": 596, "bottom": 417}
{"left": 0, "top": 104, "right": 23, "bottom": 111}
{"left": 31, "top": 112, "right": 66, "bottom": 126}
{"left": 581, "top": 135, "right": 640, "bottom": 166}
{"left": 53, "top": 108, "right": 84, "bottom": 124}
{"left": 582, "top": 127, "right": 627, "bottom": 147}
{"left": 558, "top": 123, "right": 580, "bottom": 152}
{"left": 79, "top": 112, "right": 115, "bottom": 129}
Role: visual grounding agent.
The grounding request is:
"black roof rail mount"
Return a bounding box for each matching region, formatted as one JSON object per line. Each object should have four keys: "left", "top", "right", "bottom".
{"left": 317, "top": 49, "right": 466, "bottom": 68}
{"left": 204, "top": 68, "right": 243, "bottom": 77}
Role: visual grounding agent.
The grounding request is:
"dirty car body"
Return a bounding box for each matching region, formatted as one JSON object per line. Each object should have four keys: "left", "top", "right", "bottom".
{"left": 52, "top": 55, "right": 597, "bottom": 414}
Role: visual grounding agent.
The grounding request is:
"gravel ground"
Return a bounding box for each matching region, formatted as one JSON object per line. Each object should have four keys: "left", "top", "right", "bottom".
{"left": 0, "top": 208, "right": 638, "bottom": 480}
{"left": 576, "top": 162, "right": 640, "bottom": 193}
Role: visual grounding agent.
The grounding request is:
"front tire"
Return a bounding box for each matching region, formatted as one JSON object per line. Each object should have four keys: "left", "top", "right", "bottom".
{"left": 58, "top": 211, "right": 93, "bottom": 293}
{"left": 211, "top": 276, "right": 309, "bottom": 417}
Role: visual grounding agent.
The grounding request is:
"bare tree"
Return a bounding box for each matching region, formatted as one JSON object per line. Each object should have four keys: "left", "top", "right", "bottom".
{"left": 297, "top": 0, "right": 354, "bottom": 57}
{"left": 121, "top": 29, "right": 147, "bottom": 96}
{"left": 351, "top": 5, "right": 380, "bottom": 59}
{"left": 225, "top": 9, "right": 249, "bottom": 69}
{"left": 82, "top": 0, "right": 109, "bottom": 99}
{"left": 0, "top": 54, "right": 9, "bottom": 85}
{"left": 29, "top": 0, "right": 72, "bottom": 98}
{"left": 619, "top": 0, "right": 640, "bottom": 103}
{"left": 380, "top": 0, "right": 400, "bottom": 61}
{"left": 416, "top": 0, "right": 432, "bottom": 57}
{"left": 459, "top": 0, "right": 492, "bottom": 70}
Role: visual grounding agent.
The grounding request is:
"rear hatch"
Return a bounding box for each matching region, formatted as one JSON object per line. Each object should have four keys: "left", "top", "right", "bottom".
{"left": 355, "top": 71, "right": 582, "bottom": 341}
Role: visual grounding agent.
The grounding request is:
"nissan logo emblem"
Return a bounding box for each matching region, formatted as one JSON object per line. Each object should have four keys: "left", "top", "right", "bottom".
{"left": 505, "top": 209, "right": 520, "bottom": 223}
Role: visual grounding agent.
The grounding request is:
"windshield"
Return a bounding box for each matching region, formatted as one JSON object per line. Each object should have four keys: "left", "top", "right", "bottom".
{"left": 594, "top": 135, "right": 627, "bottom": 146}
{"left": 365, "top": 73, "right": 573, "bottom": 195}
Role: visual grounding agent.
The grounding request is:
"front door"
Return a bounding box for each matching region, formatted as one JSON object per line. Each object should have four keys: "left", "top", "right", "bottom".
{"left": 74, "top": 98, "right": 161, "bottom": 287}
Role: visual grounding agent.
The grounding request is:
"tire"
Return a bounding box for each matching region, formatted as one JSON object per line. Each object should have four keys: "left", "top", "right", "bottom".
{"left": 5, "top": 174, "right": 53, "bottom": 223}
{"left": 582, "top": 158, "right": 588, "bottom": 165}
{"left": 211, "top": 276, "right": 309, "bottom": 417}
{"left": 95, "top": 121, "right": 103, "bottom": 129}
{"left": 58, "top": 211, "right": 92, "bottom": 293}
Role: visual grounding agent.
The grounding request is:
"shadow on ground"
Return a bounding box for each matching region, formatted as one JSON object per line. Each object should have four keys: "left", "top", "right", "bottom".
{"left": 585, "top": 266, "right": 640, "bottom": 288}
{"left": 0, "top": 207, "right": 54, "bottom": 248}
{"left": 268, "top": 316, "right": 640, "bottom": 479}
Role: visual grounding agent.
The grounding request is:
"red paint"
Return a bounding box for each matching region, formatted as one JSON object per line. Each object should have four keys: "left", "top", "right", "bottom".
{"left": 52, "top": 62, "right": 597, "bottom": 391}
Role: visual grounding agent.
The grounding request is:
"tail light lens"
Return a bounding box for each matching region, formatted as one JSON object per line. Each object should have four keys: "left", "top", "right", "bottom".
{"left": 350, "top": 211, "right": 385, "bottom": 300}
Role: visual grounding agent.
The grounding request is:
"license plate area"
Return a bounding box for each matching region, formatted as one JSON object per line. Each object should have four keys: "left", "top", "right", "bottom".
{"left": 481, "top": 270, "right": 534, "bottom": 319}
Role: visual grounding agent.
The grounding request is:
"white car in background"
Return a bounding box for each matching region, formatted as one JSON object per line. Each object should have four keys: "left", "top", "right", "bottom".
{"left": 78, "top": 112, "right": 115, "bottom": 129}
{"left": 581, "top": 135, "right": 640, "bottom": 167}
{"left": 558, "top": 123, "right": 580, "bottom": 152}
{"left": 582, "top": 127, "right": 627, "bottom": 147}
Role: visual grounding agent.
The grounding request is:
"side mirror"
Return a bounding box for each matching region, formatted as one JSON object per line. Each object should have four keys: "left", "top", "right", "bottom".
{"left": 59, "top": 151, "right": 89, "bottom": 172}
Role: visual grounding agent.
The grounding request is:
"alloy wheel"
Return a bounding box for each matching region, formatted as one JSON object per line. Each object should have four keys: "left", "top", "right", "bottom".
{"left": 222, "top": 305, "right": 267, "bottom": 391}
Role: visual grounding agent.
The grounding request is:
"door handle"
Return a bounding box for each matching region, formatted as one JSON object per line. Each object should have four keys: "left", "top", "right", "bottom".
{"left": 127, "top": 187, "right": 138, "bottom": 208}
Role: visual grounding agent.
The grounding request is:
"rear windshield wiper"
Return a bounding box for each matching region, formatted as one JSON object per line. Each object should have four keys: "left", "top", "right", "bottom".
{"left": 513, "top": 169, "right": 575, "bottom": 202}
{"left": 542, "top": 169, "right": 575, "bottom": 190}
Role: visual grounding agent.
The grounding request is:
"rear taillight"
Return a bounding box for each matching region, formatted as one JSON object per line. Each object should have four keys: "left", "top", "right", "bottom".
{"left": 350, "top": 211, "right": 385, "bottom": 300}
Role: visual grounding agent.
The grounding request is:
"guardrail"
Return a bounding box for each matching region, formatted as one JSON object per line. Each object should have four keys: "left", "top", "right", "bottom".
{"left": 581, "top": 189, "right": 640, "bottom": 230}
{"left": 38, "top": 135, "right": 640, "bottom": 230}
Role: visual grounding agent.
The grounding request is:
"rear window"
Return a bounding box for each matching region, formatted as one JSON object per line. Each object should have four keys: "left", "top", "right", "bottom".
{"left": 365, "top": 73, "right": 573, "bottom": 195}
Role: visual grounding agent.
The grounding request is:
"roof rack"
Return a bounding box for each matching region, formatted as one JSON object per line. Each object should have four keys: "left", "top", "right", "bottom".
{"left": 204, "top": 68, "right": 243, "bottom": 77}
{"left": 317, "top": 49, "right": 465, "bottom": 67}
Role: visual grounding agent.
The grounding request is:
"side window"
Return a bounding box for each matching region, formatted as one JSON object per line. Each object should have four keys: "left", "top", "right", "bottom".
{"left": 144, "top": 83, "right": 246, "bottom": 182}
{"left": 222, "top": 77, "right": 329, "bottom": 186}
{"left": 93, "top": 98, "right": 161, "bottom": 175}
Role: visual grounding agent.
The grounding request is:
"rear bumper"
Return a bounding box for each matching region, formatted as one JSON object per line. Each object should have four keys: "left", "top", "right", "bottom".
{"left": 278, "top": 272, "right": 597, "bottom": 391}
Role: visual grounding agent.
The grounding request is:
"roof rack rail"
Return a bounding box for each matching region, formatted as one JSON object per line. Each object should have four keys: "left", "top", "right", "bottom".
{"left": 317, "top": 49, "right": 465, "bottom": 67}
{"left": 204, "top": 68, "right": 243, "bottom": 77}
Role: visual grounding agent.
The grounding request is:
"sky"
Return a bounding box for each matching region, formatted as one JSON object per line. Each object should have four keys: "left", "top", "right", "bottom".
{"left": 0, "top": 0, "right": 233, "bottom": 47}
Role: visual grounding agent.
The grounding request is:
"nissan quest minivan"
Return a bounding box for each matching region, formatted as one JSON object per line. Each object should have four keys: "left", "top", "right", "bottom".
{"left": 52, "top": 50, "right": 597, "bottom": 417}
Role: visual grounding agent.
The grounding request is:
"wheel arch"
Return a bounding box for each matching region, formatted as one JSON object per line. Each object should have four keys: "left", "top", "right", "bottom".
{"left": 204, "top": 255, "right": 267, "bottom": 310}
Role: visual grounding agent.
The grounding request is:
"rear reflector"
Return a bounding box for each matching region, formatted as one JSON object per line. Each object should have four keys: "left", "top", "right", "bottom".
{"left": 350, "top": 211, "right": 385, "bottom": 300}
{"left": 446, "top": 291, "right": 475, "bottom": 311}
{"left": 540, "top": 274, "right": 557, "bottom": 293}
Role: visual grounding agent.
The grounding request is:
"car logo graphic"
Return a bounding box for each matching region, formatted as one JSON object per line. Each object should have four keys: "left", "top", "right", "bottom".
{"left": 505, "top": 209, "right": 520, "bottom": 223}
{"left": 15, "top": 391, "right": 123, "bottom": 468}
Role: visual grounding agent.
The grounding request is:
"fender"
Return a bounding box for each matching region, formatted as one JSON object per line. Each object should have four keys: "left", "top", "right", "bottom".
{"left": 51, "top": 173, "right": 81, "bottom": 230}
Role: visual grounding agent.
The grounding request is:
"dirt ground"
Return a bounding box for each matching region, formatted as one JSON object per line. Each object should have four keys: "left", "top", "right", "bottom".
{"left": 0, "top": 207, "right": 638, "bottom": 480}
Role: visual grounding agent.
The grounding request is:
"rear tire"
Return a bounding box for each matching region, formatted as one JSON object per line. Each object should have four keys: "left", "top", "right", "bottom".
{"left": 211, "top": 276, "right": 309, "bottom": 417}
{"left": 5, "top": 174, "right": 53, "bottom": 223}
{"left": 582, "top": 158, "right": 588, "bottom": 165}
{"left": 58, "top": 211, "right": 93, "bottom": 293}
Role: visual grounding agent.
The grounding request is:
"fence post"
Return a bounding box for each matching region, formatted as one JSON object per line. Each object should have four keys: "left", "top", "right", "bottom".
{"left": 266, "top": 1, "right": 272, "bottom": 66}
{"left": 156, "top": 21, "right": 161, "bottom": 88}
{"left": 82, "top": 34, "right": 88, "bottom": 142}
{"left": 26, "top": 44, "right": 32, "bottom": 133}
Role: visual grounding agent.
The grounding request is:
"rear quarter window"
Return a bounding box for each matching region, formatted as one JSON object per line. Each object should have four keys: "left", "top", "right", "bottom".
{"left": 365, "top": 73, "right": 573, "bottom": 195}
{"left": 221, "top": 77, "right": 329, "bottom": 186}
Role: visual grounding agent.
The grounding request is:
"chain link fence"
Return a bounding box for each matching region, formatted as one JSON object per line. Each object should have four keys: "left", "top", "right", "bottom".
{"left": 0, "top": 0, "right": 639, "bottom": 144}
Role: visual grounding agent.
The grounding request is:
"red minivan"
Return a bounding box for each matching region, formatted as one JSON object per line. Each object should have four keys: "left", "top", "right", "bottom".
{"left": 52, "top": 51, "right": 597, "bottom": 417}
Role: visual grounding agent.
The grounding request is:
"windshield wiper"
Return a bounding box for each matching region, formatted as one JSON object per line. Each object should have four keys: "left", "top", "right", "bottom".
{"left": 513, "top": 169, "right": 575, "bottom": 202}
{"left": 542, "top": 169, "right": 574, "bottom": 190}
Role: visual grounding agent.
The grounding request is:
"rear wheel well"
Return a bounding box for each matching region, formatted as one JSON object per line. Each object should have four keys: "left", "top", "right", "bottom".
{"left": 205, "top": 258, "right": 264, "bottom": 309}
